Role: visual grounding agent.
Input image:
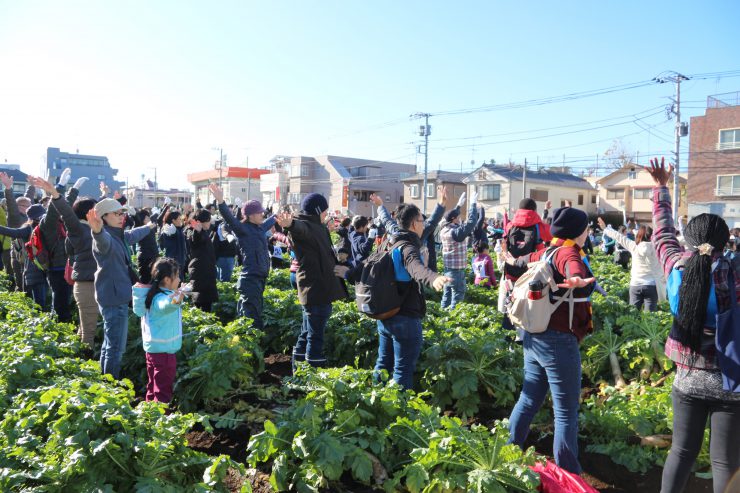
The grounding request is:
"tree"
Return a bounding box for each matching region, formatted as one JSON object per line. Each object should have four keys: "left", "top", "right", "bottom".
{"left": 602, "top": 139, "right": 636, "bottom": 170}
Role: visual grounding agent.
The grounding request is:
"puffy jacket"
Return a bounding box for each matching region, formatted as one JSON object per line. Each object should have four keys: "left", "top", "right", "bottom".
{"left": 92, "top": 224, "right": 153, "bottom": 307}
{"left": 132, "top": 284, "right": 182, "bottom": 354}
{"left": 158, "top": 225, "right": 187, "bottom": 269}
{"left": 185, "top": 227, "right": 218, "bottom": 304}
{"left": 390, "top": 230, "right": 439, "bottom": 318}
{"left": 218, "top": 202, "right": 275, "bottom": 278}
{"left": 40, "top": 186, "right": 78, "bottom": 270}
{"left": 51, "top": 193, "right": 95, "bottom": 281}
{"left": 349, "top": 230, "right": 373, "bottom": 266}
{"left": 286, "top": 213, "right": 348, "bottom": 305}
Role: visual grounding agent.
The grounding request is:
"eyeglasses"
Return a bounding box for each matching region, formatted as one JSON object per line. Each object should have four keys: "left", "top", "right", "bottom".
{"left": 108, "top": 211, "right": 126, "bottom": 217}
{"left": 414, "top": 218, "right": 424, "bottom": 224}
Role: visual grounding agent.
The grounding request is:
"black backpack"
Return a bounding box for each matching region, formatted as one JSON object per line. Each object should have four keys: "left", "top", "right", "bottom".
{"left": 504, "top": 224, "right": 540, "bottom": 279}
{"left": 355, "top": 238, "right": 404, "bottom": 320}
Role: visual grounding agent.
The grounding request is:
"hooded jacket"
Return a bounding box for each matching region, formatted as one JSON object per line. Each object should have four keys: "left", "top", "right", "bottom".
{"left": 132, "top": 285, "right": 183, "bottom": 354}
{"left": 218, "top": 202, "right": 276, "bottom": 279}
{"left": 286, "top": 213, "right": 348, "bottom": 305}
{"left": 504, "top": 209, "right": 553, "bottom": 242}
{"left": 389, "top": 230, "right": 439, "bottom": 318}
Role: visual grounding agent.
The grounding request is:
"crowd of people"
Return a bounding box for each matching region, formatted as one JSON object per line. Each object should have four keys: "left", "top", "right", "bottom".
{"left": 0, "top": 160, "right": 737, "bottom": 492}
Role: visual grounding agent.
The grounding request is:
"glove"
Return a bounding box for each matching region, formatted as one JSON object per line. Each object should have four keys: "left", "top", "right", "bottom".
{"left": 58, "top": 168, "right": 72, "bottom": 186}
{"left": 73, "top": 177, "right": 89, "bottom": 190}
{"left": 368, "top": 228, "right": 378, "bottom": 239}
{"left": 162, "top": 223, "right": 176, "bottom": 236}
{"left": 151, "top": 206, "right": 161, "bottom": 216}
{"left": 456, "top": 192, "right": 467, "bottom": 209}
{"left": 234, "top": 197, "right": 243, "bottom": 207}
{"left": 226, "top": 234, "right": 236, "bottom": 243}
{"left": 163, "top": 196, "right": 172, "bottom": 205}
{"left": 471, "top": 191, "right": 479, "bottom": 206}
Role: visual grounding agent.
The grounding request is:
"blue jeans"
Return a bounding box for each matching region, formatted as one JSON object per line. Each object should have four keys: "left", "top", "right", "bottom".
{"left": 441, "top": 268, "right": 467, "bottom": 309}
{"left": 237, "top": 275, "right": 266, "bottom": 329}
{"left": 26, "top": 282, "right": 47, "bottom": 310}
{"left": 292, "top": 304, "right": 332, "bottom": 371}
{"left": 47, "top": 268, "right": 72, "bottom": 323}
{"left": 99, "top": 304, "right": 130, "bottom": 379}
{"left": 508, "top": 329, "right": 582, "bottom": 474}
{"left": 375, "top": 315, "right": 423, "bottom": 390}
{"left": 216, "top": 256, "right": 235, "bottom": 282}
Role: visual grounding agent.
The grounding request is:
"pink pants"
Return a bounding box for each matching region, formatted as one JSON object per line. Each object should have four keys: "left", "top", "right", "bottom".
{"left": 145, "top": 352, "right": 177, "bottom": 403}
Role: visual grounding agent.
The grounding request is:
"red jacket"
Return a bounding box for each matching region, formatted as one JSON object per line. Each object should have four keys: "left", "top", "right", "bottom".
{"left": 504, "top": 209, "right": 553, "bottom": 243}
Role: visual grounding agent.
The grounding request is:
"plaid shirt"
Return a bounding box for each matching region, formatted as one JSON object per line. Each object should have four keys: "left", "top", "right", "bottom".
{"left": 652, "top": 186, "right": 740, "bottom": 369}
{"left": 441, "top": 206, "right": 479, "bottom": 271}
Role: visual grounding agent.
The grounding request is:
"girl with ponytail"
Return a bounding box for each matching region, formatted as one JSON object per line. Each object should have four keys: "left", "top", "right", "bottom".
{"left": 646, "top": 158, "right": 740, "bottom": 493}
{"left": 132, "top": 257, "right": 184, "bottom": 404}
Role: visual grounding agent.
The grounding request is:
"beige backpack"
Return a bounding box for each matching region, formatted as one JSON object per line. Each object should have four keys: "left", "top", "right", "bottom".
{"left": 505, "top": 247, "right": 582, "bottom": 333}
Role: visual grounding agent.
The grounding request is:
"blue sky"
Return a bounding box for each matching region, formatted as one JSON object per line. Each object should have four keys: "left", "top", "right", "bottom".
{"left": 0, "top": 1, "right": 738, "bottom": 189}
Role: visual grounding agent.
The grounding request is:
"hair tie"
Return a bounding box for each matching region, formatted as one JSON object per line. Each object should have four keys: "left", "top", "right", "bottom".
{"left": 697, "top": 243, "right": 714, "bottom": 256}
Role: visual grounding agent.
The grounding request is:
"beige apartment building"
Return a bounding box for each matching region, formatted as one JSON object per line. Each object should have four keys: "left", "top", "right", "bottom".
{"left": 463, "top": 164, "right": 597, "bottom": 219}
{"left": 595, "top": 164, "right": 687, "bottom": 223}
{"left": 401, "top": 170, "right": 467, "bottom": 217}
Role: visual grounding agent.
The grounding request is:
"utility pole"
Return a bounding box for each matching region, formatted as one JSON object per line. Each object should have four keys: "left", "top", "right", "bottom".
{"left": 654, "top": 72, "right": 689, "bottom": 223}
{"left": 522, "top": 158, "right": 528, "bottom": 201}
{"left": 412, "top": 113, "right": 431, "bottom": 215}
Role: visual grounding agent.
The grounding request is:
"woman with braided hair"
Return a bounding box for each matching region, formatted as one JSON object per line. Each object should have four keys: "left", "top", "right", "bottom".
{"left": 646, "top": 158, "right": 740, "bottom": 493}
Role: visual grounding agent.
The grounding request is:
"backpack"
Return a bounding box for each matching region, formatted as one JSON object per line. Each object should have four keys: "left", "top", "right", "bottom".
{"left": 355, "top": 238, "right": 404, "bottom": 320}
{"left": 505, "top": 247, "right": 581, "bottom": 333}
{"left": 504, "top": 224, "right": 540, "bottom": 278}
{"left": 25, "top": 222, "right": 66, "bottom": 272}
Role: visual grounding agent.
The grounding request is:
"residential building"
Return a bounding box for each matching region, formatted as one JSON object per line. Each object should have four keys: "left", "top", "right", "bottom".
{"left": 187, "top": 167, "right": 270, "bottom": 206}
{"left": 46, "top": 147, "right": 125, "bottom": 198}
{"left": 285, "top": 155, "right": 415, "bottom": 217}
{"left": 401, "top": 170, "right": 467, "bottom": 216}
{"left": 123, "top": 186, "right": 193, "bottom": 209}
{"left": 0, "top": 164, "right": 30, "bottom": 197}
{"left": 687, "top": 91, "right": 740, "bottom": 228}
{"left": 463, "top": 165, "right": 597, "bottom": 219}
{"left": 595, "top": 164, "right": 688, "bottom": 223}
{"left": 260, "top": 156, "right": 290, "bottom": 207}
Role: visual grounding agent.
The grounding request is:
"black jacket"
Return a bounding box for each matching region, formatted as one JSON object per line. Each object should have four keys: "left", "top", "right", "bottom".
{"left": 137, "top": 228, "right": 158, "bottom": 260}
{"left": 286, "top": 214, "right": 348, "bottom": 305}
{"left": 391, "top": 231, "right": 439, "bottom": 318}
{"left": 186, "top": 227, "right": 218, "bottom": 304}
{"left": 51, "top": 192, "right": 96, "bottom": 281}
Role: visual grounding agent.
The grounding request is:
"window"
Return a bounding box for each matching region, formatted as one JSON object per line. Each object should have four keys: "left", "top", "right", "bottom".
{"left": 290, "top": 164, "right": 301, "bottom": 178}
{"left": 577, "top": 194, "right": 584, "bottom": 205}
{"left": 560, "top": 200, "right": 566, "bottom": 207}
{"left": 426, "top": 183, "right": 435, "bottom": 198}
{"left": 530, "top": 189, "right": 548, "bottom": 201}
{"left": 97, "top": 174, "right": 105, "bottom": 180}
{"left": 409, "top": 184, "right": 420, "bottom": 199}
{"left": 718, "top": 128, "right": 740, "bottom": 150}
{"left": 241, "top": 188, "right": 246, "bottom": 192}
{"left": 479, "top": 184, "right": 501, "bottom": 201}
{"left": 301, "top": 165, "right": 310, "bottom": 177}
{"left": 353, "top": 191, "right": 371, "bottom": 201}
{"left": 607, "top": 188, "right": 624, "bottom": 199}
{"left": 627, "top": 169, "right": 637, "bottom": 179}
{"left": 633, "top": 188, "right": 651, "bottom": 199}
{"left": 717, "top": 175, "right": 740, "bottom": 196}
{"left": 591, "top": 195, "right": 597, "bottom": 204}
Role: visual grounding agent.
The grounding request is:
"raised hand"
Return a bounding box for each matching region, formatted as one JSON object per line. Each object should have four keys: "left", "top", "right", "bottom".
{"left": 644, "top": 157, "right": 673, "bottom": 187}
{"left": 557, "top": 277, "right": 596, "bottom": 289}
{"left": 28, "top": 176, "right": 58, "bottom": 198}
{"left": 370, "top": 193, "right": 383, "bottom": 207}
{"left": 208, "top": 183, "right": 225, "bottom": 203}
{"left": 438, "top": 185, "right": 449, "bottom": 206}
{"left": 334, "top": 265, "right": 350, "bottom": 278}
{"left": 86, "top": 208, "right": 103, "bottom": 234}
{"left": 456, "top": 192, "right": 467, "bottom": 209}
{"left": 58, "top": 167, "right": 72, "bottom": 187}
{"left": 545, "top": 200, "right": 552, "bottom": 210}
{"left": 597, "top": 217, "right": 606, "bottom": 230}
{"left": 99, "top": 181, "right": 109, "bottom": 196}
{"left": 276, "top": 211, "right": 293, "bottom": 228}
{"left": 73, "top": 177, "right": 89, "bottom": 190}
{"left": 0, "top": 172, "right": 13, "bottom": 190}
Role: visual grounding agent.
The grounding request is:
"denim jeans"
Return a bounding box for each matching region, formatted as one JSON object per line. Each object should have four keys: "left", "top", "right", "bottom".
{"left": 292, "top": 304, "right": 332, "bottom": 371}
{"left": 216, "top": 256, "right": 235, "bottom": 282}
{"left": 47, "top": 268, "right": 72, "bottom": 323}
{"left": 26, "top": 282, "right": 48, "bottom": 310}
{"left": 508, "top": 329, "right": 583, "bottom": 474}
{"left": 374, "top": 315, "right": 423, "bottom": 390}
{"left": 661, "top": 389, "right": 740, "bottom": 493}
{"left": 237, "top": 274, "right": 266, "bottom": 329}
{"left": 441, "top": 268, "right": 467, "bottom": 309}
{"left": 99, "top": 304, "right": 130, "bottom": 379}
{"left": 629, "top": 284, "right": 658, "bottom": 312}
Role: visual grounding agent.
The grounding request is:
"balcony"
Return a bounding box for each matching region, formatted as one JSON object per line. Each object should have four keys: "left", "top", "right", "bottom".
{"left": 716, "top": 141, "right": 740, "bottom": 151}
{"left": 707, "top": 91, "right": 740, "bottom": 108}
{"left": 716, "top": 186, "right": 740, "bottom": 197}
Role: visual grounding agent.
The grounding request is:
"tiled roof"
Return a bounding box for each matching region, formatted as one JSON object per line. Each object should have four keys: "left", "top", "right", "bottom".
{"left": 401, "top": 170, "right": 466, "bottom": 183}
{"left": 469, "top": 165, "right": 595, "bottom": 190}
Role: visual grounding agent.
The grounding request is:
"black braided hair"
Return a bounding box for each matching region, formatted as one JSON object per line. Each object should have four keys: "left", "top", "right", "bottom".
{"left": 676, "top": 213, "right": 729, "bottom": 352}
{"left": 144, "top": 257, "right": 180, "bottom": 310}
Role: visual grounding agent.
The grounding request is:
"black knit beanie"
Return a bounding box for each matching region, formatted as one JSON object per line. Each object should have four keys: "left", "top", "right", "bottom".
{"left": 550, "top": 207, "right": 588, "bottom": 239}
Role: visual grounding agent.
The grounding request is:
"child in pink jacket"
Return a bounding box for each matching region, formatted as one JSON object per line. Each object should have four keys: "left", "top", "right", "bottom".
{"left": 472, "top": 241, "right": 496, "bottom": 288}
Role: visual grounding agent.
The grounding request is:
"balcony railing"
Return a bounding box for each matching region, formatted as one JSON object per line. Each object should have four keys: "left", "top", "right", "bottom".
{"left": 716, "top": 186, "right": 740, "bottom": 197}
{"left": 708, "top": 91, "right": 740, "bottom": 108}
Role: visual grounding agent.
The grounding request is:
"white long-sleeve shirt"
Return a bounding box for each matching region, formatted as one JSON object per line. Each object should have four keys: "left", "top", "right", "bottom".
{"left": 603, "top": 227, "right": 664, "bottom": 287}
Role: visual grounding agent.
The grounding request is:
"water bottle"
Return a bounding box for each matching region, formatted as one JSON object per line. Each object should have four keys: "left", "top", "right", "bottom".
{"left": 528, "top": 280, "right": 544, "bottom": 300}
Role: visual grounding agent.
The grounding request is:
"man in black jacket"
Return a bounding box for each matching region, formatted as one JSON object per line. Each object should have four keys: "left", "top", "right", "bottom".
{"left": 277, "top": 193, "right": 348, "bottom": 371}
